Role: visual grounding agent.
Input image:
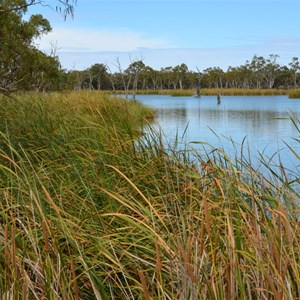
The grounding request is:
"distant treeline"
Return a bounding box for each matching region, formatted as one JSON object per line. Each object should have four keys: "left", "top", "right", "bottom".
{"left": 62, "top": 55, "right": 299, "bottom": 92}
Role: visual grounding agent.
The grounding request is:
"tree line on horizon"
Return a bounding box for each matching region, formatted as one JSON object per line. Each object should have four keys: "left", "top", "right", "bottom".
{"left": 1, "top": 0, "right": 300, "bottom": 95}
{"left": 64, "top": 55, "right": 300, "bottom": 92}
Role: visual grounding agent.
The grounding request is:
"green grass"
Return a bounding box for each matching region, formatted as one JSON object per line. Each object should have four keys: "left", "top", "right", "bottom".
{"left": 0, "top": 91, "right": 300, "bottom": 299}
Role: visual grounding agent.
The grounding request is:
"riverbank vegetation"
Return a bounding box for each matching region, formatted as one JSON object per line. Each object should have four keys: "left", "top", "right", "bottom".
{"left": 288, "top": 89, "right": 300, "bottom": 99}
{"left": 63, "top": 56, "right": 300, "bottom": 95}
{"left": 1, "top": 1, "right": 300, "bottom": 100}
{"left": 1, "top": 91, "right": 300, "bottom": 299}
{"left": 131, "top": 88, "right": 289, "bottom": 97}
{"left": 1, "top": 2, "right": 300, "bottom": 298}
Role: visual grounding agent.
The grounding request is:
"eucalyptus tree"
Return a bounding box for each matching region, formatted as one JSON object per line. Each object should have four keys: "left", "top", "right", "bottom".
{"left": 226, "top": 66, "right": 240, "bottom": 88}
{"left": 263, "top": 54, "right": 280, "bottom": 89}
{"left": 288, "top": 57, "right": 300, "bottom": 88}
{"left": 87, "top": 63, "right": 110, "bottom": 90}
{"left": 276, "top": 66, "right": 293, "bottom": 89}
{"left": 173, "top": 63, "right": 189, "bottom": 90}
{"left": 125, "top": 60, "right": 146, "bottom": 94}
{"left": 0, "top": 0, "right": 57, "bottom": 94}
{"left": 64, "top": 70, "right": 84, "bottom": 90}
{"left": 248, "top": 55, "right": 266, "bottom": 89}
{"left": 160, "top": 66, "right": 178, "bottom": 89}
{"left": 142, "top": 66, "right": 159, "bottom": 90}
{"left": 202, "top": 67, "right": 225, "bottom": 89}
{"left": 0, "top": 0, "right": 77, "bottom": 96}
{"left": 24, "top": 48, "right": 62, "bottom": 91}
{"left": 226, "top": 65, "right": 252, "bottom": 89}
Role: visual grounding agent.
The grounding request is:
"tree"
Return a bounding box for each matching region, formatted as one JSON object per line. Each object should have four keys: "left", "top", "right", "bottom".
{"left": 125, "top": 60, "right": 145, "bottom": 97}
{"left": 114, "top": 58, "right": 132, "bottom": 98}
{"left": 288, "top": 57, "right": 300, "bottom": 88}
{"left": 0, "top": 0, "right": 77, "bottom": 19}
{"left": 202, "top": 67, "right": 224, "bottom": 89}
{"left": 248, "top": 55, "right": 266, "bottom": 89}
{"left": 0, "top": 0, "right": 78, "bottom": 96}
{"left": 173, "top": 63, "right": 188, "bottom": 90}
{"left": 160, "top": 66, "right": 177, "bottom": 89}
{"left": 264, "top": 54, "right": 280, "bottom": 89}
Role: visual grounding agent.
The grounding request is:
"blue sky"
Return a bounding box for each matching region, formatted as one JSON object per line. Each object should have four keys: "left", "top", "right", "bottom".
{"left": 29, "top": 0, "right": 300, "bottom": 71}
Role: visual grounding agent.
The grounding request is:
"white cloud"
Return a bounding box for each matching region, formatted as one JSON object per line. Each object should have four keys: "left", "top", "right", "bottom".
{"left": 37, "top": 29, "right": 300, "bottom": 71}
{"left": 36, "top": 27, "right": 173, "bottom": 52}
{"left": 55, "top": 43, "right": 300, "bottom": 72}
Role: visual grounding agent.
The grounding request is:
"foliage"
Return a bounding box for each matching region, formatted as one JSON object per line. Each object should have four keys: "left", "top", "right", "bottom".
{"left": 0, "top": 91, "right": 300, "bottom": 299}
{"left": 0, "top": 0, "right": 64, "bottom": 95}
{"left": 0, "top": 0, "right": 77, "bottom": 19}
{"left": 64, "top": 55, "right": 300, "bottom": 93}
{"left": 288, "top": 89, "right": 300, "bottom": 99}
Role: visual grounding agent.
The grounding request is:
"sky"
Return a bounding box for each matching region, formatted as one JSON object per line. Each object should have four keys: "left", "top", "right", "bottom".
{"left": 28, "top": 0, "right": 300, "bottom": 72}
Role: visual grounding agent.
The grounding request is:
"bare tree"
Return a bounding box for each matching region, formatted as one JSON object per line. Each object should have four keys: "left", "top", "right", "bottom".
{"left": 105, "top": 63, "right": 117, "bottom": 94}
{"left": 113, "top": 57, "right": 132, "bottom": 99}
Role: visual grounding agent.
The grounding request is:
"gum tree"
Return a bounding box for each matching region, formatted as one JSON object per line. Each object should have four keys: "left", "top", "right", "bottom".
{"left": 0, "top": 0, "right": 77, "bottom": 96}
{"left": 0, "top": 1, "right": 60, "bottom": 94}
{"left": 264, "top": 54, "right": 280, "bottom": 89}
{"left": 289, "top": 57, "right": 300, "bottom": 88}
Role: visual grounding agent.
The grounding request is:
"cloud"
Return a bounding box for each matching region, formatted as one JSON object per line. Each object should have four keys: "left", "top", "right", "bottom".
{"left": 37, "top": 29, "right": 300, "bottom": 72}
{"left": 55, "top": 42, "right": 300, "bottom": 72}
{"left": 36, "top": 27, "right": 173, "bottom": 52}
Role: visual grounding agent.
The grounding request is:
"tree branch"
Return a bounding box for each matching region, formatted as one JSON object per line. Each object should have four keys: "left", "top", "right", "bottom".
{"left": 0, "top": 0, "right": 39, "bottom": 13}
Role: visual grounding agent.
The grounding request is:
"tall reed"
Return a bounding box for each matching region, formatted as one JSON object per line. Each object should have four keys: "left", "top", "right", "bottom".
{"left": 0, "top": 91, "right": 299, "bottom": 299}
{"left": 288, "top": 89, "right": 300, "bottom": 99}
{"left": 135, "top": 88, "right": 288, "bottom": 96}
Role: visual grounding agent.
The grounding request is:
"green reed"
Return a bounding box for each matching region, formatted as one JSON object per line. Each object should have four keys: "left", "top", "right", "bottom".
{"left": 0, "top": 91, "right": 299, "bottom": 299}
{"left": 288, "top": 89, "right": 300, "bottom": 99}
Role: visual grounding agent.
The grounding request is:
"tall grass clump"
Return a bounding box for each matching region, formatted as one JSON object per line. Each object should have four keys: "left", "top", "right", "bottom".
{"left": 288, "top": 89, "right": 300, "bottom": 99}
{"left": 0, "top": 91, "right": 300, "bottom": 299}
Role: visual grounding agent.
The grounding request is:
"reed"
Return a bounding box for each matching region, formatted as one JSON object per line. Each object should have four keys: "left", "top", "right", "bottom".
{"left": 288, "top": 89, "right": 300, "bottom": 99}
{"left": 0, "top": 91, "right": 299, "bottom": 299}
{"left": 134, "top": 88, "right": 288, "bottom": 96}
{"left": 199, "top": 88, "right": 288, "bottom": 96}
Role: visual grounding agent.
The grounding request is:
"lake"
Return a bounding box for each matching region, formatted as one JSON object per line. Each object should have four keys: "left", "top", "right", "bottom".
{"left": 132, "top": 94, "right": 300, "bottom": 176}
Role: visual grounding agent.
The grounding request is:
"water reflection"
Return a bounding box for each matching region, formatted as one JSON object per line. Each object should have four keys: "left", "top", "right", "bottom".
{"left": 133, "top": 95, "right": 300, "bottom": 173}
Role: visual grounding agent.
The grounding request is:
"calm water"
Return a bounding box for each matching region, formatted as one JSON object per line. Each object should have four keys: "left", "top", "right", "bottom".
{"left": 133, "top": 94, "right": 300, "bottom": 174}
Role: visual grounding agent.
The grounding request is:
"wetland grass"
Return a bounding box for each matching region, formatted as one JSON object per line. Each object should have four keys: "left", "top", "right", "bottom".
{"left": 0, "top": 91, "right": 300, "bottom": 299}
{"left": 133, "top": 88, "right": 288, "bottom": 97}
{"left": 288, "top": 89, "right": 300, "bottom": 99}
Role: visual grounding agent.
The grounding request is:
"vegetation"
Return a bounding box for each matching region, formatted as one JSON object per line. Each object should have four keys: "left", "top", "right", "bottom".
{"left": 1, "top": 2, "right": 299, "bottom": 96}
{"left": 0, "top": 0, "right": 77, "bottom": 18}
{"left": 129, "top": 88, "right": 288, "bottom": 97}
{"left": 0, "top": 0, "right": 65, "bottom": 95}
{"left": 0, "top": 91, "right": 300, "bottom": 299}
{"left": 64, "top": 55, "right": 300, "bottom": 93}
{"left": 1, "top": 2, "right": 300, "bottom": 298}
{"left": 288, "top": 89, "right": 300, "bottom": 99}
